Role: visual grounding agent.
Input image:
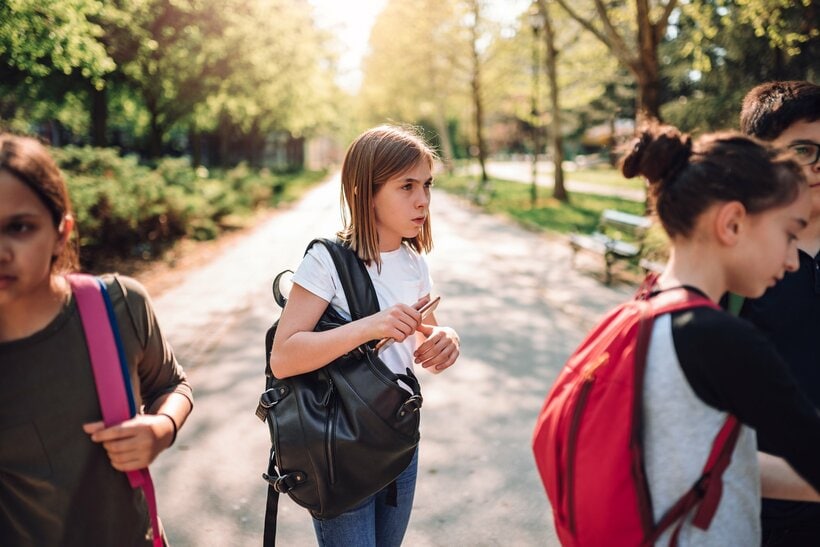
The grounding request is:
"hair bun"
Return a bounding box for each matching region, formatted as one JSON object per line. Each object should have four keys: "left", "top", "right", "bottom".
{"left": 621, "top": 124, "right": 692, "bottom": 185}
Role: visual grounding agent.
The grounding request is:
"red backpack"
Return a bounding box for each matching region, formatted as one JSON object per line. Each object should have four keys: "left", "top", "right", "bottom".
{"left": 532, "top": 288, "right": 741, "bottom": 547}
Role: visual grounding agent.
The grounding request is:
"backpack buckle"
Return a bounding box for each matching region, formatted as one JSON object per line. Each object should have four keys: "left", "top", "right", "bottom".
{"left": 255, "top": 386, "right": 290, "bottom": 421}
{"left": 262, "top": 471, "right": 306, "bottom": 493}
{"left": 397, "top": 394, "right": 423, "bottom": 418}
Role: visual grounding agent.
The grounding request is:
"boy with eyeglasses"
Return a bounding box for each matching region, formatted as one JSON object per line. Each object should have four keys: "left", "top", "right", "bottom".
{"left": 739, "top": 80, "right": 820, "bottom": 546}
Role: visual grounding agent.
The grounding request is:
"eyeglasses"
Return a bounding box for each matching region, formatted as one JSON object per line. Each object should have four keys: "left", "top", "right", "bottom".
{"left": 788, "top": 142, "right": 820, "bottom": 167}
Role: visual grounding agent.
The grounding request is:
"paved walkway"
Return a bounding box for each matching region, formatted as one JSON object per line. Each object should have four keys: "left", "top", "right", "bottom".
{"left": 150, "top": 174, "right": 633, "bottom": 546}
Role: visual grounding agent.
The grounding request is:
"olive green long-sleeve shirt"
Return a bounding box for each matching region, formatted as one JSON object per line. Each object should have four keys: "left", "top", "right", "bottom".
{"left": 1, "top": 275, "right": 192, "bottom": 546}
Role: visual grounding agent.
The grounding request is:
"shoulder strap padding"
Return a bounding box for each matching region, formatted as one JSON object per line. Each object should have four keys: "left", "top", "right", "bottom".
{"left": 305, "top": 238, "right": 380, "bottom": 319}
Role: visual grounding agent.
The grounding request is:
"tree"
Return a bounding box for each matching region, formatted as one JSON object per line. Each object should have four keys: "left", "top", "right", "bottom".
{"left": 466, "top": 0, "right": 490, "bottom": 191}
{"left": 0, "top": 0, "right": 114, "bottom": 85}
{"left": 194, "top": 0, "right": 340, "bottom": 166}
{"left": 0, "top": 0, "right": 116, "bottom": 141}
{"left": 104, "top": 0, "right": 233, "bottom": 157}
{"left": 536, "top": 0, "right": 568, "bottom": 202}
{"left": 552, "top": 0, "right": 678, "bottom": 122}
{"left": 358, "top": 0, "right": 468, "bottom": 170}
{"left": 661, "top": 0, "right": 818, "bottom": 132}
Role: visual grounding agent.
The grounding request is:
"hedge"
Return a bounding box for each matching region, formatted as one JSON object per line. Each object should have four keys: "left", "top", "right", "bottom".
{"left": 54, "top": 146, "right": 325, "bottom": 269}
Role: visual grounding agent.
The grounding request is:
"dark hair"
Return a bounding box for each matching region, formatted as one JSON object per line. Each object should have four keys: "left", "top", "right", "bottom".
{"left": 740, "top": 81, "right": 820, "bottom": 140}
{"left": 0, "top": 134, "right": 78, "bottom": 272}
{"left": 620, "top": 123, "right": 805, "bottom": 238}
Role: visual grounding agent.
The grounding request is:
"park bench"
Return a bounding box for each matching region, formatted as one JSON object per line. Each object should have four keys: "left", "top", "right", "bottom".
{"left": 569, "top": 208, "right": 653, "bottom": 284}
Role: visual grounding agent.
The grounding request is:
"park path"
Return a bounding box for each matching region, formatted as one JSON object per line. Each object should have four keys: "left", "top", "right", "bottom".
{"left": 150, "top": 173, "right": 634, "bottom": 546}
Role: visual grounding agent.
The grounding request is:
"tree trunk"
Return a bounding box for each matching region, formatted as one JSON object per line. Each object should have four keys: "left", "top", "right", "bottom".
{"left": 635, "top": 0, "right": 662, "bottom": 123}
{"left": 434, "top": 109, "right": 455, "bottom": 174}
{"left": 635, "top": 70, "right": 661, "bottom": 124}
{"left": 189, "top": 127, "right": 202, "bottom": 168}
{"left": 148, "top": 116, "right": 163, "bottom": 158}
{"left": 144, "top": 91, "right": 164, "bottom": 158}
{"left": 539, "top": 0, "right": 568, "bottom": 202}
{"left": 427, "top": 59, "right": 455, "bottom": 174}
{"left": 472, "top": 72, "right": 488, "bottom": 187}
{"left": 469, "top": 0, "right": 489, "bottom": 193}
{"left": 552, "top": 0, "right": 672, "bottom": 125}
{"left": 90, "top": 84, "right": 107, "bottom": 147}
{"left": 248, "top": 120, "right": 263, "bottom": 168}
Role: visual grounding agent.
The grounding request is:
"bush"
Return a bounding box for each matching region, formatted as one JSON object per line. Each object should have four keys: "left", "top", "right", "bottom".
{"left": 54, "top": 146, "right": 325, "bottom": 269}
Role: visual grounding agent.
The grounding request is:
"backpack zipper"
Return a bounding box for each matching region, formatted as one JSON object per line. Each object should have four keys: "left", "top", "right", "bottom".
{"left": 566, "top": 352, "right": 609, "bottom": 534}
{"left": 323, "top": 378, "right": 337, "bottom": 485}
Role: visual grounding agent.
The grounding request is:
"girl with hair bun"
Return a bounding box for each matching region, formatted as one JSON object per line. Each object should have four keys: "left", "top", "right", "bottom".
{"left": 619, "top": 124, "right": 820, "bottom": 545}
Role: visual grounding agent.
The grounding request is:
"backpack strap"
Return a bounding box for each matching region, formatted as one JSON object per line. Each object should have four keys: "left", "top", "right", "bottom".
{"left": 645, "top": 416, "right": 742, "bottom": 546}
{"left": 308, "top": 238, "right": 380, "bottom": 320}
{"left": 636, "top": 287, "right": 742, "bottom": 546}
{"left": 68, "top": 274, "right": 163, "bottom": 547}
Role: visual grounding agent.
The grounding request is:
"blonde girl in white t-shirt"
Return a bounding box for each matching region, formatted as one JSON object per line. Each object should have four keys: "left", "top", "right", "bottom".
{"left": 270, "top": 125, "right": 460, "bottom": 547}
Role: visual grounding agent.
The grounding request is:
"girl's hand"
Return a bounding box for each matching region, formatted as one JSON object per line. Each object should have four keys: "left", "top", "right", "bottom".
{"left": 82, "top": 414, "right": 175, "bottom": 472}
{"left": 414, "top": 325, "right": 460, "bottom": 374}
{"left": 366, "top": 303, "right": 423, "bottom": 343}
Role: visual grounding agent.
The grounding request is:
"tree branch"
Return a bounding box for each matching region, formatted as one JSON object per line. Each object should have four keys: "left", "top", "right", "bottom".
{"left": 654, "top": 0, "right": 679, "bottom": 45}
{"left": 553, "top": 0, "right": 638, "bottom": 73}
{"left": 551, "top": 0, "right": 610, "bottom": 49}
{"left": 592, "top": 0, "right": 636, "bottom": 67}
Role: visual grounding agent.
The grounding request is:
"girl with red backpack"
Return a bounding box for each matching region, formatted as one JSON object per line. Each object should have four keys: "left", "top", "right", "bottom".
{"left": 533, "top": 124, "right": 820, "bottom": 546}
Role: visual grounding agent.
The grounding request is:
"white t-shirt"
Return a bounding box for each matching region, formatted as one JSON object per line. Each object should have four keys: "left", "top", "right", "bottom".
{"left": 291, "top": 241, "right": 433, "bottom": 377}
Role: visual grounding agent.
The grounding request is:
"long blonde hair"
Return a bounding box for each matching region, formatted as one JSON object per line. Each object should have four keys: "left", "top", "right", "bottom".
{"left": 337, "top": 125, "right": 436, "bottom": 266}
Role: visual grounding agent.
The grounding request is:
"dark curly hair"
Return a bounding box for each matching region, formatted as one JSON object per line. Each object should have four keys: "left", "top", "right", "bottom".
{"left": 620, "top": 123, "right": 806, "bottom": 238}
{"left": 740, "top": 81, "right": 820, "bottom": 140}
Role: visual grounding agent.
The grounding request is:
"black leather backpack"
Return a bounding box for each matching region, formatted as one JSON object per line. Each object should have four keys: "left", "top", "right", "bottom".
{"left": 255, "top": 238, "right": 423, "bottom": 545}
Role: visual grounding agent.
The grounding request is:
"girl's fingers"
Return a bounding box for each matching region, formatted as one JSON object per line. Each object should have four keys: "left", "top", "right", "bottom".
{"left": 436, "top": 346, "right": 460, "bottom": 371}
{"left": 416, "top": 323, "right": 434, "bottom": 336}
{"left": 427, "top": 346, "right": 458, "bottom": 372}
{"left": 110, "top": 455, "right": 146, "bottom": 472}
{"left": 82, "top": 421, "right": 106, "bottom": 435}
{"left": 415, "top": 331, "right": 446, "bottom": 361}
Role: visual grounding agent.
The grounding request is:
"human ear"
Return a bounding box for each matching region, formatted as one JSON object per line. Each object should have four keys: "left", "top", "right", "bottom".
{"left": 714, "top": 201, "right": 746, "bottom": 245}
{"left": 53, "top": 214, "right": 75, "bottom": 256}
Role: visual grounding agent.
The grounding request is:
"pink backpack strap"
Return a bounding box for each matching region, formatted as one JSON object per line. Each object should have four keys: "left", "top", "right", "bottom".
{"left": 68, "top": 274, "right": 163, "bottom": 547}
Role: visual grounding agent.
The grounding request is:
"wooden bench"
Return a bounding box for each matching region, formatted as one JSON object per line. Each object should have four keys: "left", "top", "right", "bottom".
{"left": 569, "top": 209, "right": 653, "bottom": 284}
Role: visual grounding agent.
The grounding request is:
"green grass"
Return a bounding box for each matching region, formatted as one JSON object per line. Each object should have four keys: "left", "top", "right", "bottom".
{"left": 436, "top": 173, "right": 646, "bottom": 235}
{"left": 567, "top": 167, "right": 645, "bottom": 189}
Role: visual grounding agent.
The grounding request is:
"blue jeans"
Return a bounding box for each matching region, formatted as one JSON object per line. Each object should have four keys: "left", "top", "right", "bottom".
{"left": 312, "top": 449, "right": 418, "bottom": 547}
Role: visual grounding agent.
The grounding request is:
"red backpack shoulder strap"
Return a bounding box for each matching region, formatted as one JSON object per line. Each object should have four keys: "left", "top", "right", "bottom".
{"left": 638, "top": 288, "right": 740, "bottom": 545}
{"left": 646, "top": 416, "right": 742, "bottom": 546}
{"left": 648, "top": 287, "right": 719, "bottom": 316}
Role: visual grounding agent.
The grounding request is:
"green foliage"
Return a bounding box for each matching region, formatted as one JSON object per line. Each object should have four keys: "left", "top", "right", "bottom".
{"left": 54, "top": 146, "right": 326, "bottom": 268}
{"left": 436, "top": 172, "right": 644, "bottom": 234}
{"left": 1, "top": 0, "right": 342, "bottom": 158}
{"left": 662, "top": 0, "right": 818, "bottom": 133}
{"left": 0, "top": 0, "right": 115, "bottom": 84}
